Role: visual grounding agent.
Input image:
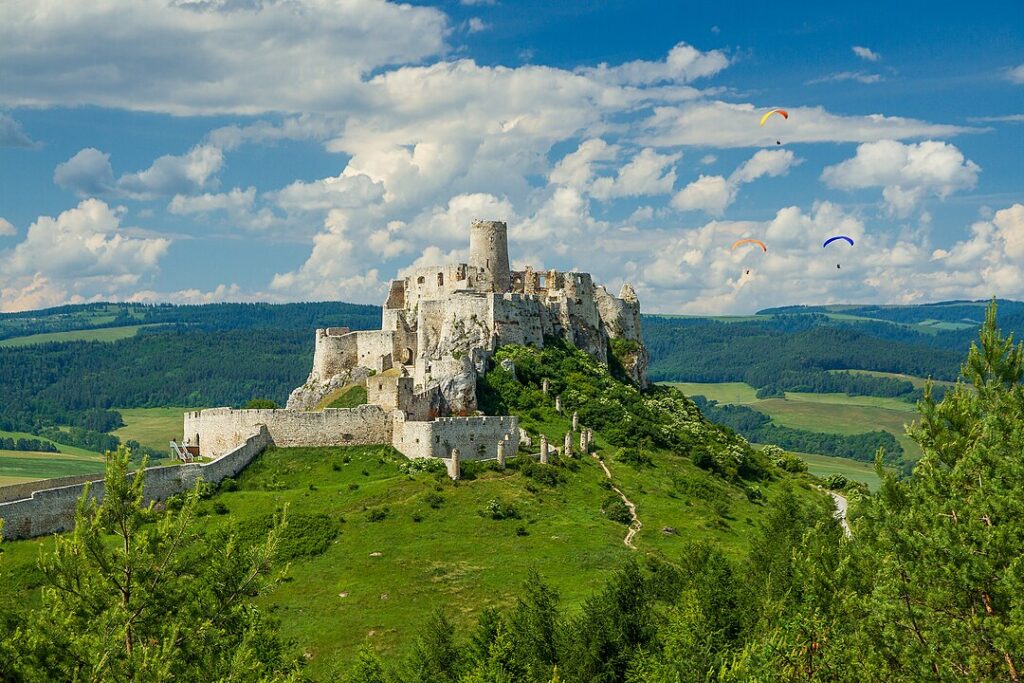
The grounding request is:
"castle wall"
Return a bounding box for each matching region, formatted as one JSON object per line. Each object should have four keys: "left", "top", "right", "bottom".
{"left": 184, "top": 405, "right": 392, "bottom": 458}
{"left": 0, "top": 427, "right": 271, "bottom": 541}
{"left": 392, "top": 413, "right": 519, "bottom": 460}
{"left": 311, "top": 329, "right": 395, "bottom": 381}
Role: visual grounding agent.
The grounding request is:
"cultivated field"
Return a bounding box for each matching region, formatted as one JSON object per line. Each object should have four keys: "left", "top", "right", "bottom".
{"left": 113, "top": 407, "right": 194, "bottom": 454}
{"left": 0, "top": 324, "right": 157, "bottom": 347}
{"left": 666, "top": 380, "right": 922, "bottom": 482}
{"left": 0, "top": 450, "right": 105, "bottom": 486}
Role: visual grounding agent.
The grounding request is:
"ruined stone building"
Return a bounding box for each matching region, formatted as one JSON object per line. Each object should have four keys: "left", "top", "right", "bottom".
{"left": 182, "top": 220, "right": 648, "bottom": 468}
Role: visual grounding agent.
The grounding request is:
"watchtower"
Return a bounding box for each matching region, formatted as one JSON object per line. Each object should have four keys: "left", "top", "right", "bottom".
{"left": 468, "top": 219, "right": 511, "bottom": 292}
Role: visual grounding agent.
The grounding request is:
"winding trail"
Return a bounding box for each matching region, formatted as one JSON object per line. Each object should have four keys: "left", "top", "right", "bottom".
{"left": 828, "top": 490, "right": 852, "bottom": 538}
{"left": 591, "top": 453, "right": 642, "bottom": 549}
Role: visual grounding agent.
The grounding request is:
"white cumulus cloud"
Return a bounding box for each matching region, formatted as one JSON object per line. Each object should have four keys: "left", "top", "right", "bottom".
{"left": 1007, "top": 64, "right": 1024, "bottom": 85}
{"left": 0, "top": 218, "right": 15, "bottom": 236}
{"left": 672, "top": 149, "right": 800, "bottom": 216}
{"left": 0, "top": 199, "right": 171, "bottom": 311}
{"left": 55, "top": 145, "right": 224, "bottom": 200}
{"left": 821, "top": 140, "right": 980, "bottom": 217}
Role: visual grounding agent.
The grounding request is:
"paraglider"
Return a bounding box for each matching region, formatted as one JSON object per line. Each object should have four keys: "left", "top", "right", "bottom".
{"left": 732, "top": 238, "right": 767, "bottom": 252}
{"left": 823, "top": 235, "right": 854, "bottom": 269}
{"left": 732, "top": 239, "right": 767, "bottom": 275}
{"left": 760, "top": 109, "right": 788, "bottom": 145}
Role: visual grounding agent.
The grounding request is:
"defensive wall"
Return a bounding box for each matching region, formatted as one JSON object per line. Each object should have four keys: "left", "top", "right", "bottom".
{"left": 183, "top": 405, "right": 391, "bottom": 458}
{"left": 393, "top": 413, "right": 519, "bottom": 460}
{"left": 0, "top": 427, "right": 270, "bottom": 541}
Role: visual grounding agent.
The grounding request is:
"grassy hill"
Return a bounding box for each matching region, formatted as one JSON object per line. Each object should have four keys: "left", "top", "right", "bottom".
{"left": 0, "top": 341, "right": 830, "bottom": 679}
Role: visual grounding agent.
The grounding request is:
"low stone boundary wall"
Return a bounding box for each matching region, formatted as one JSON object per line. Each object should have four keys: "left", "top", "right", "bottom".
{"left": 0, "top": 426, "right": 271, "bottom": 541}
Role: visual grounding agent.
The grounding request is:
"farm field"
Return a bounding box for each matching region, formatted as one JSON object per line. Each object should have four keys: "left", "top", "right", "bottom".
{"left": 0, "top": 324, "right": 158, "bottom": 347}
{"left": 835, "top": 368, "right": 957, "bottom": 389}
{"left": 792, "top": 451, "right": 884, "bottom": 491}
{"left": 0, "top": 430, "right": 100, "bottom": 458}
{"left": 0, "top": 449, "right": 105, "bottom": 486}
{"left": 113, "top": 407, "right": 194, "bottom": 454}
{"left": 666, "top": 380, "right": 922, "bottom": 464}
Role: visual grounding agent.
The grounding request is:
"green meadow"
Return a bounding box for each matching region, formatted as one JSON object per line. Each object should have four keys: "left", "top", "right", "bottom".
{"left": 0, "top": 324, "right": 158, "bottom": 348}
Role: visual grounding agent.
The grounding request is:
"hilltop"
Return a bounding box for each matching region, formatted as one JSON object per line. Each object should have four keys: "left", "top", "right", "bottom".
{"left": 0, "top": 340, "right": 828, "bottom": 679}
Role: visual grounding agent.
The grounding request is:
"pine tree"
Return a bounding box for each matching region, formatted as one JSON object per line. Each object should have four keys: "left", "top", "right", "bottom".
{"left": 13, "top": 446, "right": 299, "bottom": 682}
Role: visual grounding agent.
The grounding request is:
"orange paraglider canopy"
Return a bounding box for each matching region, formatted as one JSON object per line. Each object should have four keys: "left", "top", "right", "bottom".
{"left": 759, "top": 109, "right": 788, "bottom": 126}
{"left": 732, "top": 238, "right": 767, "bottom": 252}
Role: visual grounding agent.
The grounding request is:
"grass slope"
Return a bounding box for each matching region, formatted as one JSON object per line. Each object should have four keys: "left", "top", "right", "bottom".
{"left": 0, "top": 324, "right": 157, "bottom": 347}
{"left": 113, "top": 407, "right": 193, "bottom": 453}
{"left": 0, "top": 430, "right": 99, "bottom": 458}
{"left": 0, "top": 450, "right": 105, "bottom": 484}
{"left": 0, "top": 442, "right": 822, "bottom": 680}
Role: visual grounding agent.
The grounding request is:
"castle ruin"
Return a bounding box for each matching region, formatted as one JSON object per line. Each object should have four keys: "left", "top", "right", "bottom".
{"left": 182, "top": 220, "right": 649, "bottom": 469}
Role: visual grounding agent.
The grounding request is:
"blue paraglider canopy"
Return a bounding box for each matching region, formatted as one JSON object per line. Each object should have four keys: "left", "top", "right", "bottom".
{"left": 822, "top": 235, "right": 854, "bottom": 248}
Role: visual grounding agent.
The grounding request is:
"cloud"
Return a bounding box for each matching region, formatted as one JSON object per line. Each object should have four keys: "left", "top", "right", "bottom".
{"left": 672, "top": 149, "right": 799, "bottom": 215}
{"left": 671, "top": 175, "right": 735, "bottom": 215}
{"left": 967, "top": 114, "right": 1024, "bottom": 123}
{"left": 466, "top": 17, "right": 490, "bottom": 33}
{"left": 273, "top": 173, "right": 386, "bottom": 212}
{"left": 852, "top": 46, "right": 881, "bottom": 62}
{"left": 729, "top": 149, "right": 799, "bottom": 184}
{"left": 1, "top": 0, "right": 448, "bottom": 115}
{"left": 55, "top": 145, "right": 224, "bottom": 199}
{"left": 459, "top": 0, "right": 496, "bottom": 5}
{"left": 700, "top": 154, "right": 717, "bottom": 165}
{"left": 0, "top": 218, "right": 15, "bottom": 236}
{"left": 549, "top": 139, "right": 619, "bottom": 189}
{"left": 640, "top": 101, "right": 974, "bottom": 148}
{"left": 807, "top": 71, "right": 882, "bottom": 85}
{"left": 1007, "top": 64, "right": 1024, "bottom": 85}
{"left": 590, "top": 148, "right": 680, "bottom": 200}
{"left": 0, "top": 113, "right": 38, "bottom": 148}
{"left": 168, "top": 186, "right": 279, "bottom": 231}
{"left": 53, "top": 148, "right": 117, "bottom": 196}
{"left": 821, "top": 140, "right": 980, "bottom": 217}
{"left": 0, "top": 199, "right": 171, "bottom": 311}
{"left": 578, "top": 42, "right": 730, "bottom": 86}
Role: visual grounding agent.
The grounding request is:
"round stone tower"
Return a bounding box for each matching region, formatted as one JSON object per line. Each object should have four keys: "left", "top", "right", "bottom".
{"left": 469, "top": 219, "right": 511, "bottom": 292}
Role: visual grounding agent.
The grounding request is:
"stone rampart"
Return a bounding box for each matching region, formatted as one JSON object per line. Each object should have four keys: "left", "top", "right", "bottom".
{"left": 184, "top": 405, "right": 392, "bottom": 458}
{"left": 393, "top": 413, "right": 519, "bottom": 460}
{"left": 0, "top": 427, "right": 271, "bottom": 541}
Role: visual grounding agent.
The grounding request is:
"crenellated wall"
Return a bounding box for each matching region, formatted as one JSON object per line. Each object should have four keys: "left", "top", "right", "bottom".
{"left": 0, "top": 427, "right": 271, "bottom": 541}
{"left": 392, "top": 412, "right": 519, "bottom": 460}
{"left": 184, "top": 405, "right": 392, "bottom": 458}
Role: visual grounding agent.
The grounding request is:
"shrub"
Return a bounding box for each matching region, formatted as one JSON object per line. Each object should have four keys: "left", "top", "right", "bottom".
{"left": 348, "top": 483, "right": 360, "bottom": 491}
{"left": 366, "top": 508, "right": 388, "bottom": 522}
{"left": 615, "top": 446, "right": 653, "bottom": 468}
{"left": 412, "top": 512, "right": 423, "bottom": 523}
{"left": 243, "top": 398, "right": 278, "bottom": 409}
{"left": 424, "top": 492, "right": 445, "bottom": 509}
{"left": 515, "top": 526, "right": 529, "bottom": 536}
{"left": 825, "top": 474, "right": 849, "bottom": 490}
{"left": 332, "top": 463, "right": 342, "bottom": 472}
{"left": 219, "top": 477, "right": 239, "bottom": 493}
{"left": 602, "top": 495, "right": 632, "bottom": 525}
{"left": 485, "top": 498, "right": 520, "bottom": 520}
{"left": 212, "top": 501, "right": 229, "bottom": 515}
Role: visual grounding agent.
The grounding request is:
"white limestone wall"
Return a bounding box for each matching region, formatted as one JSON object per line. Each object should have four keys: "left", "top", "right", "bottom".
{"left": 0, "top": 427, "right": 271, "bottom": 541}
{"left": 392, "top": 413, "right": 519, "bottom": 460}
{"left": 184, "top": 405, "right": 392, "bottom": 458}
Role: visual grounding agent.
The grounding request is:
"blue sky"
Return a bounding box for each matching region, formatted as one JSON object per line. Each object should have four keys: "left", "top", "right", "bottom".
{"left": 1, "top": 0, "right": 1021, "bottom": 313}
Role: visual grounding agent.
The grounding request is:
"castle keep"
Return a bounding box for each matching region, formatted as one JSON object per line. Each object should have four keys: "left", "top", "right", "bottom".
{"left": 182, "top": 220, "right": 649, "bottom": 468}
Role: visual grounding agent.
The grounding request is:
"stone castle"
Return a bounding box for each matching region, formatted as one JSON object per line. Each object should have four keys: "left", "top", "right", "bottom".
{"left": 182, "top": 220, "right": 648, "bottom": 472}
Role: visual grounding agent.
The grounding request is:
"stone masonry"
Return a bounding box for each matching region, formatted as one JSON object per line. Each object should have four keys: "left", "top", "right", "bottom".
{"left": 180, "top": 219, "right": 647, "bottom": 474}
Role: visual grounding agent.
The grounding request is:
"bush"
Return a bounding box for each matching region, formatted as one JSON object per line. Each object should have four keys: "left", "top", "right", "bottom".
{"left": 615, "top": 446, "right": 653, "bottom": 468}
{"left": 825, "top": 474, "right": 849, "bottom": 490}
{"left": 602, "top": 495, "right": 632, "bottom": 525}
{"left": 366, "top": 508, "right": 388, "bottom": 522}
{"left": 212, "top": 501, "right": 229, "bottom": 515}
{"left": 515, "top": 526, "right": 529, "bottom": 536}
{"left": 231, "top": 513, "right": 339, "bottom": 561}
{"left": 484, "top": 498, "right": 520, "bottom": 520}
{"left": 755, "top": 384, "right": 786, "bottom": 399}
{"left": 412, "top": 512, "right": 423, "bottom": 523}
{"left": 219, "top": 478, "right": 239, "bottom": 493}
{"left": 243, "top": 398, "right": 278, "bottom": 409}
{"left": 424, "top": 492, "right": 445, "bottom": 509}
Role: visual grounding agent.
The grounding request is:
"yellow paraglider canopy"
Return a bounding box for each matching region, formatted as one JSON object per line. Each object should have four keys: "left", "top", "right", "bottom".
{"left": 759, "top": 109, "right": 789, "bottom": 126}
